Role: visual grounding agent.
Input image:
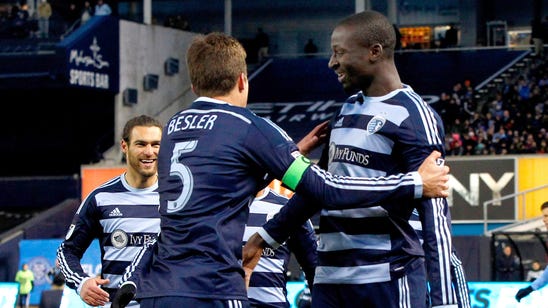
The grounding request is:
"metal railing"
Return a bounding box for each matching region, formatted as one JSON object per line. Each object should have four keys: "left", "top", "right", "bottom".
{"left": 483, "top": 184, "right": 548, "bottom": 236}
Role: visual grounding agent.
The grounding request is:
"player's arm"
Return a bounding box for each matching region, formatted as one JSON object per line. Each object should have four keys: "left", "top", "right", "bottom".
{"left": 532, "top": 265, "right": 548, "bottom": 291}
{"left": 287, "top": 219, "right": 318, "bottom": 288}
{"left": 120, "top": 237, "right": 157, "bottom": 286}
{"left": 284, "top": 150, "right": 449, "bottom": 209}
{"left": 111, "top": 238, "right": 158, "bottom": 308}
{"left": 244, "top": 151, "right": 449, "bottom": 275}
{"left": 57, "top": 198, "right": 110, "bottom": 306}
{"left": 399, "top": 107, "right": 460, "bottom": 307}
{"left": 516, "top": 266, "right": 548, "bottom": 302}
{"left": 251, "top": 119, "right": 448, "bottom": 208}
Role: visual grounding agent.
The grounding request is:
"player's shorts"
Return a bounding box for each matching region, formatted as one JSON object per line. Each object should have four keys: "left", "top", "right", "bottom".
{"left": 312, "top": 259, "right": 427, "bottom": 308}
{"left": 139, "top": 296, "right": 249, "bottom": 308}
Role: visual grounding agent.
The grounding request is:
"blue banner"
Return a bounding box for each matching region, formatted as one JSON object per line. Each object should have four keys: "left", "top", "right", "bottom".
{"left": 56, "top": 16, "right": 119, "bottom": 93}
{"left": 18, "top": 239, "right": 101, "bottom": 306}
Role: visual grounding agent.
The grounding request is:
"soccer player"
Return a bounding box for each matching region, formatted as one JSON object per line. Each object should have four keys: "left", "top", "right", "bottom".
{"left": 244, "top": 187, "right": 317, "bottom": 308}
{"left": 243, "top": 11, "right": 466, "bottom": 308}
{"left": 113, "top": 32, "right": 450, "bottom": 308}
{"left": 57, "top": 115, "right": 163, "bottom": 307}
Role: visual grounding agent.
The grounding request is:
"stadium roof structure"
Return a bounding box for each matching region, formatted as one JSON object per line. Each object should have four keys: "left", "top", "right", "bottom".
{"left": 489, "top": 217, "right": 545, "bottom": 234}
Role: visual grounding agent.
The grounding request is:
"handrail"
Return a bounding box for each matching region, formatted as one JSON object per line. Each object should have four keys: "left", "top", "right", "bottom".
{"left": 483, "top": 184, "right": 548, "bottom": 236}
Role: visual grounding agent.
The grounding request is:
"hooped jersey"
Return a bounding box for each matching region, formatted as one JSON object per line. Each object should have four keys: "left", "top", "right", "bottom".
{"left": 57, "top": 174, "right": 160, "bottom": 300}
{"left": 129, "top": 97, "right": 423, "bottom": 302}
{"left": 244, "top": 188, "right": 317, "bottom": 308}
{"left": 262, "top": 85, "right": 454, "bottom": 293}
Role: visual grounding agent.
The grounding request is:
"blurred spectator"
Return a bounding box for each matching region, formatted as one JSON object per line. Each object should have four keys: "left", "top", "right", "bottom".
{"left": 164, "top": 14, "right": 190, "bottom": 31}
{"left": 40, "top": 260, "right": 65, "bottom": 308}
{"left": 526, "top": 260, "right": 544, "bottom": 282}
{"left": 15, "top": 263, "right": 34, "bottom": 308}
{"left": 94, "top": 0, "right": 111, "bottom": 16}
{"left": 47, "top": 259, "right": 65, "bottom": 289}
{"left": 255, "top": 27, "right": 269, "bottom": 63}
{"left": 80, "top": 1, "right": 93, "bottom": 25}
{"left": 496, "top": 245, "right": 521, "bottom": 281}
{"left": 37, "top": 0, "right": 52, "bottom": 38}
{"left": 445, "top": 24, "right": 458, "bottom": 47}
{"left": 542, "top": 16, "right": 548, "bottom": 52}
{"left": 9, "top": 3, "right": 30, "bottom": 38}
{"left": 65, "top": 2, "right": 81, "bottom": 31}
{"left": 447, "top": 133, "right": 463, "bottom": 155}
{"left": 303, "top": 38, "right": 318, "bottom": 58}
{"left": 531, "top": 18, "right": 544, "bottom": 57}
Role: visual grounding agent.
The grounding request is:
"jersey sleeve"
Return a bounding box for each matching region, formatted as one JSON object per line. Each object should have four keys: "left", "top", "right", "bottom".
{"left": 293, "top": 160, "right": 422, "bottom": 208}
{"left": 532, "top": 266, "right": 548, "bottom": 291}
{"left": 246, "top": 117, "right": 423, "bottom": 208}
{"left": 402, "top": 94, "right": 460, "bottom": 307}
{"left": 57, "top": 196, "right": 100, "bottom": 293}
{"left": 287, "top": 219, "right": 317, "bottom": 287}
{"left": 120, "top": 237, "right": 157, "bottom": 287}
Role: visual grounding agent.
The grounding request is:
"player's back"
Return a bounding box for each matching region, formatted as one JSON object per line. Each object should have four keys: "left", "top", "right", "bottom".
{"left": 138, "top": 97, "right": 298, "bottom": 301}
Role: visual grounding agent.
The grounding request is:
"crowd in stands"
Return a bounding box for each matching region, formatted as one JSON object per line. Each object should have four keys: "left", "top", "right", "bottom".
{"left": 0, "top": 2, "right": 545, "bottom": 156}
{"left": 435, "top": 52, "right": 548, "bottom": 156}
{"left": 0, "top": 0, "right": 111, "bottom": 40}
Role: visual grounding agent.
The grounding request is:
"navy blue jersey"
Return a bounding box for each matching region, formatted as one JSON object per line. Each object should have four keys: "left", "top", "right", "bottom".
{"left": 131, "top": 97, "right": 423, "bottom": 302}
{"left": 410, "top": 210, "right": 470, "bottom": 308}
{"left": 57, "top": 174, "right": 160, "bottom": 300}
{"left": 261, "top": 85, "right": 454, "bottom": 289}
{"left": 244, "top": 188, "right": 317, "bottom": 308}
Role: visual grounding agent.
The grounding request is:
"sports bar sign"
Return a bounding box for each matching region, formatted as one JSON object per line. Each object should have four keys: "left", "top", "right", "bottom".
{"left": 56, "top": 16, "right": 119, "bottom": 93}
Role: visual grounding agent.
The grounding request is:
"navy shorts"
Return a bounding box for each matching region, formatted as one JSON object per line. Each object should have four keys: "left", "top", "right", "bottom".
{"left": 312, "top": 261, "right": 427, "bottom": 308}
{"left": 139, "top": 296, "right": 249, "bottom": 308}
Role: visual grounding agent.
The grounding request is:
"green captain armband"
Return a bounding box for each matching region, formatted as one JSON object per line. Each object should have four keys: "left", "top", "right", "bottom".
{"left": 282, "top": 155, "right": 312, "bottom": 190}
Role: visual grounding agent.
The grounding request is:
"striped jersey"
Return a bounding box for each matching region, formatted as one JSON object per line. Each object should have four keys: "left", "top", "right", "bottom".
{"left": 261, "top": 85, "right": 455, "bottom": 290}
{"left": 244, "top": 188, "right": 317, "bottom": 308}
{"left": 128, "top": 97, "right": 423, "bottom": 302}
{"left": 57, "top": 174, "right": 160, "bottom": 301}
{"left": 410, "top": 209, "right": 470, "bottom": 308}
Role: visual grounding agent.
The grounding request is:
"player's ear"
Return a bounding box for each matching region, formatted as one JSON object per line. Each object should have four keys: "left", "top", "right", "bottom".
{"left": 121, "top": 138, "right": 128, "bottom": 155}
{"left": 369, "top": 43, "right": 383, "bottom": 61}
{"left": 238, "top": 72, "right": 248, "bottom": 92}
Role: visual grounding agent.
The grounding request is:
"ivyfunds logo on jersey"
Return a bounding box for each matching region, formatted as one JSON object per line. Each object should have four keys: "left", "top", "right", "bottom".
{"left": 109, "top": 207, "right": 123, "bottom": 217}
{"left": 328, "top": 142, "right": 370, "bottom": 167}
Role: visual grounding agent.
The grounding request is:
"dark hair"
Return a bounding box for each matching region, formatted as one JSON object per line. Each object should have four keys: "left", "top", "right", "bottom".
{"left": 542, "top": 201, "right": 548, "bottom": 210}
{"left": 122, "top": 115, "right": 162, "bottom": 142}
{"left": 337, "top": 10, "right": 396, "bottom": 57}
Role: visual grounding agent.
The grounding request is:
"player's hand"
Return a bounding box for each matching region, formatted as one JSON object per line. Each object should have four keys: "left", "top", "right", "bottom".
{"left": 111, "top": 281, "right": 137, "bottom": 308}
{"left": 80, "top": 276, "right": 110, "bottom": 307}
{"left": 515, "top": 286, "right": 533, "bottom": 302}
{"left": 418, "top": 151, "right": 450, "bottom": 198}
{"left": 242, "top": 232, "right": 267, "bottom": 289}
{"left": 297, "top": 121, "right": 329, "bottom": 155}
